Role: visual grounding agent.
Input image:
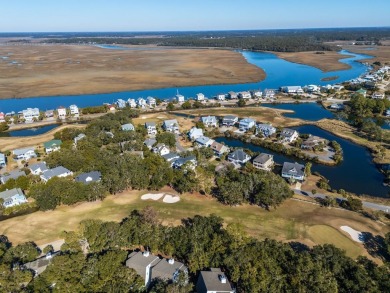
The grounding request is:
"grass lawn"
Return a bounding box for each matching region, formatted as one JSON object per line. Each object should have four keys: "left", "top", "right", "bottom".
{"left": 1, "top": 187, "right": 388, "bottom": 260}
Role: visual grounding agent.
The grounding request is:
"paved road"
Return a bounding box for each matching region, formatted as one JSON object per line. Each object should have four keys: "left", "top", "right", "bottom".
{"left": 175, "top": 134, "right": 186, "bottom": 153}
{"left": 293, "top": 189, "right": 390, "bottom": 214}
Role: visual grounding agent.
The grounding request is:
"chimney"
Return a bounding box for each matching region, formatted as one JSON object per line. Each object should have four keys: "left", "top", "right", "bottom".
{"left": 219, "top": 274, "right": 227, "bottom": 284}
{"left": 168, "top": 258, "right": 175, "bottom": 265}
{"left": 143, "top": 251, "right": 150, "bottom": 257}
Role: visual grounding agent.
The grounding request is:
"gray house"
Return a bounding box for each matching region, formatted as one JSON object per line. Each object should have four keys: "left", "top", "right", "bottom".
{"left": 0, "top": 170, "right": 26, "bottom": 184}
{"left": 145, "top": 122, "right": 157, "bottom": 135}
{"left": 144, "top": 138, "right": 157, "bottom": 150}
{"left": 196, "top": 268, "right": 234, "bottom": 293}
{"left": 23, "top": 252, "right": 60, "bottom": 276}
{"left": 172, "top": 156, "right": 197, "bottom": 170}
{"left": 29, "top": 162, "right": 48, "bottom": 175}
{"left": 75, "top": 171, "right": 101, "bottom": 184}
{"left": 201, "top": 116, "right": 218, "bottom": 127}
{"left": 222, "top": 115, "right": 238, "bottom": 127}
{"left": 0, "top": 153, "right": 6, "bottom": 167}
{"left": 253, "top": 153, "right": 274, "bottom": 171}
{"left": 256, "top": 124, "right": 276, "bottom": 137}
{"left": 228, "top": 149, "right": 251, "bottom": 165}
{"left": 121, "top": 123, "right": 135, "bottom": 131}
{"left": 40, "top": 166, "right": 73, "bottom": 183}
{"left": 0, "top": 188, "right": 28, "bottom": 208}
{"left": 281, "top": 162, "right": 305, "bottom": 181}
{"left": 162, "top": 119, "right": 179, "bottom": 133}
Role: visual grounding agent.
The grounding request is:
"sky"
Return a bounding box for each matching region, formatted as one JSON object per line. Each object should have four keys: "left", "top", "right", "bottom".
{"left": 0, "top": 0, "right": 389, "bottom": 32}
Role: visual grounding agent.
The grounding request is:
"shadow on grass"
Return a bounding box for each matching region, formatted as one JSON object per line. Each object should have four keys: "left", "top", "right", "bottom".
{"left": 362, "top": 232, "right": 390, "bottom": 262}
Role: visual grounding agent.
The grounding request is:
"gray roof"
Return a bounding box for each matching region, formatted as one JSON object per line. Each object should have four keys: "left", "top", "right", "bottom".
{"left": 162, "top": 153, "right": 180, "bottom": 161}
{"left": 253, "top": 153, "right": 273, "bottom": 164}
{"left": 223, "top": 115, "right": 238, "bottom": 121}
{"left": 173, "top": 156, "right": 196, "bottom": 167}
{"left": 197, "top": 268, "right": 233, "bottom": 293}
{"left": 126, "top": 251, "right": 160, "bottom": 281}
{"left": 144, "top": 138, "right": 157, "bottom": 147}
{"left": 0, "top": 188, "right": 24, "bottom": 201}
{"left": 23, "top": 252, "right": 60, "bottom": 276}
{"left": 151, "top": 258, "right": 186, "bottom": 282}
{"left": 163, "top": 119, "right": 178, "bottom": 127}
{"left": 41, "top": 166, "right": 71, "bottom": 181}
{"left": 1, "top": 170, "right": 26, "bottom": 183}
{"left": 282, "top": 162, "right": 305, "bottom": 177}
{"left": 195, "top": 136, "right": 213, "bottom": 145}
{"left": 228, "top": 149, "right": 250, "bottom": 162}
{"left": 145, "top": 122, "right": 156, "bottom": 127}
{"left": 281, "top": 128, "right": 297, "bottom": 137}
{"left": 74, "top": 133, "right": 86, "bottom": 141}
{"left": 75, "top": 171, "right": 101, "bottom": 184}
{"left": 121, "top": 123, "right": 135, "bottom": 131}
{"left": 201, "top": 116, "right": 217, "bottom": 123}
{"left": 29, "top": 162, "right": 48, "bottom": 173}
{"left": 13, "top": 147, "right": 35, "bottom": 156}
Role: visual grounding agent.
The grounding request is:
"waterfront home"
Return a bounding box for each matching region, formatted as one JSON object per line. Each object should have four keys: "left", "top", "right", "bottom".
{"left": 13, "top": 147, "right": 36, "bottom": 161}
{"left": 222, "top": 115, "right": 238, "bottom": 126}
{"left": 251, "top": 90, "right": 262, "bottom": 98}
{"left": 44, "top": 139, "right": 62, "bottom": 154}
{"left": 153, "top": 143, "right": 170, "bottom": 156}
{"left": 239, "top": 118, "right": 256, "bottom": 132}
{"left": 216, "top": 93, "right": 225, "bottom": 101}
{"left": 162, "top": 153, "right": 180, "bottom": 166}
{"left": 301, "top": 135, "right": 327, "bottom": 150}
{"left": 333, "top": 84, "right": 344, "bottom": 91}
{"left": 23, "top": 252, "right": 59, "bottom": 277}
{"left": 172, "top": 156, "right": 197, "bottom": 170}
{"left": 256, "top": 123, "right": 276, "bottom": 137}
{"left": 228, "top": 149, "right": 251, "bottom": 165}
{"left": 69, "top": 104, "right": 79, "bottom": 116}
{"left": 196, "top": 93, "right": 205, "bottom": 101}
{"left": 365, "top": 81, "right": 377, "bottom": 89}
{"left": 356, "top": 88, "right": 367, "bottom": 97}
{"left": 126, "top": 251, "right": 188, "bottom": 288}
{"left": 281, "top": 162, "right": 305, "bottom": 181}
{"left": 280, "top": 128, "right": 299, "bottom": 143}
{"left": 29, "top": 162, "right": 48, "bottom": 175}
{"left": 262, "top": 89, "right": 275, "bottom": 99}
{"left": 74, "top": 133, "right": 86, "bottom": 146}
{"left": 282, "top": 86, "right": 304, "bottom": 94}
{"left": 22, "top": 108, "right": 40, "bottom": 123}
{"left": 196, "top": 268, "right": 234, "bottom": 293}
{"left": 57, "top": 106, "right": 67, "bottom": 119}
{"left": 228, "top": 91, "right": 237, "bottom": 99}
{"left": 330, "top": 103, "right": 344, "bottom": 110}
{"left": 45, "top": 110, "right": 54, "bottom": 118}
{"left": 201, "top": 116, "right": 218, "bottom": 127}
{"left": 75, "top": 171, "right": 101, "bottom": 184}
{"left": 238, "top": 91, "right": 251, "bottom": 99}
{"left": 305, "top": 85, "right": 320, "bottom": 93}
{"left": 0, "top": 170, "right": 26, "bottom": 184}
{"left": 372, "top": 92, "right": 385, "bottom": 99}
{"left": 188, "top": 127, "right": 204, "bottom": 140}
{"left": 146, "top": 96, "right": 157, "bottom": 107}
{"left": 144, "top": 138, "right": 157, "bottom": 149}
{"left": 128, "top": 98, "right": 137, "bottom": 108}
{"left": 0, "top": 153, "right": 6, "bottom": 167}
{"left": 175, "top": 93, "right": 185, "bottom": 103}
{"left": 116, "top": 99, "right": 127, "bottom": 109}
{"left": 121, "top": 123, "right": 135, "bottom": 131}
{"left": 0, "top": 188, "right": 27, "bottom": 208}
{"left": 40, "top": 166, "right": 73, "bottom": 183}
{"left": 137, "top": 98, "right": 147, "bottom": 108}
{"left": 195, "top": 136, "right": 214, "bottom": 148}
{"left": 210, "top": 141, "right": 230, "bottom": 157}
{"left": 253, "top": 153, "right": 274, "bottom": 171}
{"left": 162, "top": 119, "right": 179, "bottom": 133}
{"left": 0, "top": 112, "right": 5, "bottom": 122}
{"left": 145, "top": 122, "right": 157, "bottom": 135}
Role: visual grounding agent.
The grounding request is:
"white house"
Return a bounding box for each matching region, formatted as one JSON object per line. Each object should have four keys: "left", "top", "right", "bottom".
{"left": 239, "top": 118, "right": 256, "bottom": 132}
{"left": 153, "top": 143, "right": 170, "bottom": 156}
{"left": 372, "top": 92, "right": 385, "bottom": 99}
{"left": 195, "top": 136, "right": 214, "bottom": 148}
{"left": 282, "top": 86, "right": 304, "bottom": 94}
{"left": 0, "top": 153, "right": 6, "bottom": 168}
{"left": 145, "top": 122, "right": 157, "bottom": 135}
{"left": 228, "top": 91, "right": 237, "bottom": 99}
{"left": 57, "top": 106, "right": 67, "bottom": 119}
{"left": 201, "top": 116, "right": 218, "bottom": 127}
{"left": 121, "top": 123, "right": 135, "bottom": 131}
{"left": 210, "top": 141, "right": 230, "bottom": 157}
{"left": 238, "top": 91, "right": 251, "bottom": 99}
{"left": 40, "top": 166, "right": 73, "bottom": 183}
{"left": 188, "top": 127, "right": 203, "bottom": 140}
{"left": 172, "top": 156, "right": 197, "bottom": 170}
{"left": 13, "top": 147, "right": 36, "bottom": 161}
{"left": 146, "top": 96, "right": 157, "bottom": 107}
{"left": 256, "top": 124, "right": 276, "bottom": 137}
{"left": 281, "top": 162, "right": 305, "bottom": 181}
{"left": 74, "top": 133, "right": 86, "bottom": 146}
{"left": 175, "top": 91, "right": 185, "bottom": 102}
{"left": 222, "top": 115, "right": 238, "bottom": 126}
{"left": 280, "top": 128, "right": 299, "bottom": 143}
{"left": 29, "top": 162, "right": 48, "bottom": 175}
{"left": 163, "top": 119, "right": 179, "bottom": 133}
{"left": 196, "top": 93, "right": 205, "bottom": 101}
{"left": 228, "top": 149, "right": 251, "bottom": 165}
{"left": 0, "top": 188, "right": 28, "bottom": 208}
{"left": 128, "top": 99, "right": 137, "bottom": 108}
{"left": 137, "top": 98, "right": 147, "bottom": 108}
{"left": 251, "top": 90, "right": 262, "bottom": 98}
{"left": 0, "top": 112, "right": 5, "bottom": 122}
{"left": 262, "top": 89, "right": 275, "bottom": 99}
{"left": 44, "top": 139, "right": 62, "bottom": 154}
{"left": 216, "top": 93, "right": 226, "bottom": 101}
{"left": 22, "top": 108, "right": 40, "bottom": 123}
{"left": 116, "top": 99, "right": 127, "bottom": 108}
{"left": 69, "top": 104, "right": 79, "bottom": 116}
{"left": 305, "top": 85, "right": 320, "bottom": 93}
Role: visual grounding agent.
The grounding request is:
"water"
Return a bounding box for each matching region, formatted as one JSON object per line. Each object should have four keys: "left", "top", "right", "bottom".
{"left": 0, "top": 50, "right": 371, "bottom": 114}
{"left": 215, "top": 124, "right": 389, "bottom": 198}
{"left": 0, "top": 124, "right": 60, "bottom": 137}
{"left": 261, "top": 103, "right": 335, "bottom": 121}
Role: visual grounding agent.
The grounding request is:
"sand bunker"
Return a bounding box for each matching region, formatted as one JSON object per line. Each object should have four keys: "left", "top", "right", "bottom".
{"left": 163, "top": 194, "right": 181, "bottom": 203}
{"left": 340, "top": 226, "right": 364, "bottom": 243}
{"left": 141, "top": 193, "right": 164, "bottom": 200}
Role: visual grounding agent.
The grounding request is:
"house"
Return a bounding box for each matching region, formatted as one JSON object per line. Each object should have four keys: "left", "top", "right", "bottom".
{"left": 251, "top": 90, "right": 262, "bottom": 98}
{"left": 262, "top": 89, "right": 275, "bottom": 99}
{"left": 57, "top": 106, "right": 67, "bottom": 119}
{"left": 44, "top": 139, "right": 62, "bottom": 154}
{"left": 45, "top": 110, "right": 54, "bottom": 118}
{"left": 301, "top": 135, "right": 327, "bottom": 150}
{"left": 305, "top": 85, "right": 320, "bottom": 93}
{"left": 146, "top": 96, "right": 157, "bottom": 107}
{"left": 172, "top": 156, "right": 197, "bottom": 170}
{"left": 137, "top": 98, "right": 147, "bottom": 108}
{"left": 356, "top": 88, "right": 367, "bottom": 97}
{"left": 0, "top": 112, "right": 5, "bottom": 122}
{"left": 239, "top": 118, "right": 256, "bottom": 132}
{"left": 104, "top": 131, "right": 114, "bottom": 139}
{"left": 22, "top": 108, "right": 40, "bottom": 123}
{"left": 188, "top": 127, "right": 204, "bottom": 140}
{"left": 222, "top": 115, "right": 238, "bottom": 127}
{"left": 372, "top": 92, "right": 385, "bottom": 99}
{"left": 23, "top": 252, "right": 59, "bottom": 276}
{"left": 201, "top": 116, "right": 218, "bottom": 127}
{"left": 281, "top": 162, "right": 305, "bottom": 181}
{"left": 128, "top": 98, "right": 137, "bottom": 108}
{"left": 69, "top": 104, "right": 79, "bottom": 116}
{"left": 216, "top": 93, "right": 225, "bottom": 101}
{"left": 210, "top": 141, "right": 229, "bottom": 157}
{"left": 228, "top": 91, "right": 238, "bottom": 99}
{"left": 13, "top": 147, "right": 36, "bottom": 161}
{"left": 75, "top": 171, "right": 102, "bottom": 184}
{"left": 74, "top": 133, "right": 86, "bottom": 145}
{"left": 386, "top": 109, "right": 390, "bottom": 117}
{"left": 0, "top": 170, "right": 26, "bottom": 184}
{"left": 121, "top": 123, "right": 135, "bottom": 131}
{"left": 195, "top": 136, "right": 214, "bottom": 148}
{"left": 40, "top": 166, "right": 73, "bottom": 183}
{"left": 256, "top": 123, "right": 276, "bottom": 137}
{"left": 153, "top": 143, "right": 170, "bottom": 156}
{"left": 238, "top": 91, "right": 251, "bottom": 99}
{"left": 228, "top": 149, "right": 251, "bottom": 165}
{"left": 145, "top": 122, "right": 157, "bottom": 135}
{"left": 0, "top": 188, "right": 28, "bottom": 208}
{"left": 253, "top": 153, "right": 274, "bottom": 171}
{"left": 126, "top": 251, "right": 188, "bottom": 288}
{"left": 29, "top": 162, "right": 48, "bottom": 175}
{"left": 330, "top": 103, "right": 344, "bottom": 110}
{"left": 280, "top": 128, "right": 299, "bottom": 143}
{"left": 196, "top": 93, "right": 205, "bottom": 101}
{"left": 333, "top": 84, "right": 344, "bottom": 91}
{"left": 196, "top": 268, "right": 234, "bottom": 293}
{"left": 162, "top": 153, "right": 180, "bottom": 165}
{"left": 116, "top": 99, "right": 127, "bottom": 109}
{"left": 175, "top": 93, "right": 185, "bottom": 103}
{"left": 282, "top": 86, "right": 304, "bottom": 94}
{"left": 163, "top": 119, "right": 179, "bottom": 133}
{"left": 144, "top": 138, "right": 157, "bottom": 149}
{"left": 0, "top": 153, "right": 6, "bottom": 167}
